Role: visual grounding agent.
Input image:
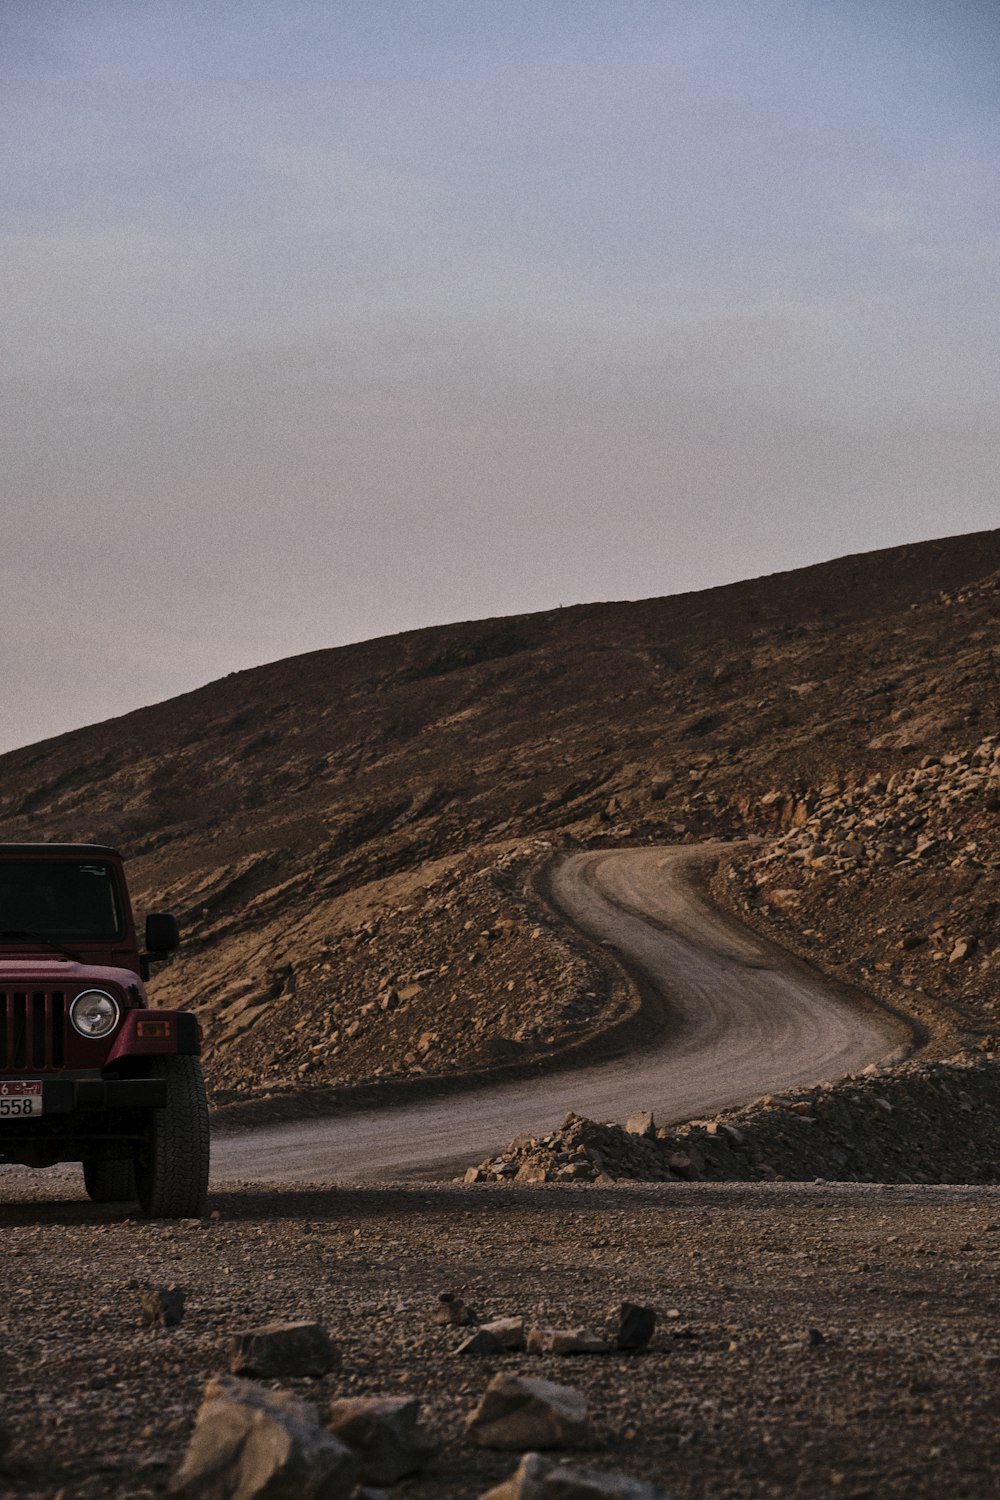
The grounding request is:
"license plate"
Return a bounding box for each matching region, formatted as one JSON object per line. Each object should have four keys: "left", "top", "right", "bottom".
{"left": 0, "top": 1082, "right": 43, "bottom": 1117}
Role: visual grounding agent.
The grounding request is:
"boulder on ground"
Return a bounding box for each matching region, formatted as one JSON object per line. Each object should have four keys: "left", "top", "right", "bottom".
{"left": 479, "top": 1450, "right": 670, "bottom": 1499}
{"left": 326, "top": 1395, "right": 436, "bottom": 1484}
{"left": 170, "top": 1375, "right": 357, "bottom": 1498}
{"left": 227, "top": 1321, "right": 339, "bottom": 1378}
{"left": 466, "top": 1374, "right": 589, "bottom": 1450}
{"left": 625, "top": 1112, "right": 655, "bottom": 1139}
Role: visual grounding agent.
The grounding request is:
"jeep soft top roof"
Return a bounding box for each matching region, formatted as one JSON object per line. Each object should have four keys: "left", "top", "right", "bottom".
{"left": 0, "top": 843, "right": 123, "bottom": 859}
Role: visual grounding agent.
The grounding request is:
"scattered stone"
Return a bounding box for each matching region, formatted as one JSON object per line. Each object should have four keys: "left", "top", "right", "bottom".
{"left": 434, "top": 1292, "right": 476, "bottom": 1326}
{"left": 625, "top": 1111, "right": 655, "bottom": 1139}
{"left": 459, "top": 1317, "right": 527, "bottom": 1354}
{"left": 227, "top": 1321, "right": 339, "bottom": 1378}
{"left": 141, "top": 1285, "right": 186, "bottom": 1328}
{"left": 458, "top": 1328, "right": 504, "bottom": 1355}
{"left": 466, "top": 1374, "right": 589, "bottom": 1450}
{"left": 949, "top": 936, "right": 978, "bottom": 963}
{"left": 326, "top": 1395, "right": 436, "bottom": 1484}
{"left": 526, "top": 1325, "right": 608, "bottom": 1356}
{"left": 614, "top": 1303, "right": 656, "bottom": 1353}
{"left": 170, "top": 1375, "right": 358, "bottom": 1498}
{"left": 480, "top": 1451, "right": 669, "bottom": 1499}
{"left": 481, "top": 1317, "right": 527, "bottom": 1351}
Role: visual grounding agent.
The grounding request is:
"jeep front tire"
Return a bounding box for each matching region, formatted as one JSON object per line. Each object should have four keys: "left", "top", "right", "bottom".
{"left": 134, "top": 1055, "right": 210, "bottom": 1218}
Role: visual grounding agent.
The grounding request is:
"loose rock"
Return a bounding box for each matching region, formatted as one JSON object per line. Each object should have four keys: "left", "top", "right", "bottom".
{"left": 480, "top": 1451, "right": 669, "bottom": 1499}
{"left": 141, "top": 1285, "right": 187, "bottom": 1328}
{"left": 170, "top": 1375, "right": 358, "bottom": 1498}
{"left": 458, "top": 1317, "right": 529, "bottom": 1355}
{"left": 526, "top": 1326, "right": 608, "bottom": 1356}
{"left": 458, "top": 1328, "right": 505, "bottom": 1355}
{"left": 326, "top": 1395, "right": 436, "bottom": 1484}
{"left": 625, "top": 1112, "right": 655, "bottom": 1139}
{"left": 614, "top": 1304, "right": 656, "bottom": 1353}
{"left": 433, "top": 1291, "right": 476, "bottom": 1326}
{"left": 481, "top": 1317, "right": 527, "bottom": 1351}
{"left": 227, "top": 1321, "right": 339, "bottom": 1378}
{"left": 466, "top": 1374, "right": 589, "bottom": 1450}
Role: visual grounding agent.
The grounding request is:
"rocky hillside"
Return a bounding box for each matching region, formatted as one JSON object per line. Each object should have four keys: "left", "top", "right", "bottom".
{"left": 0, "top": 528, "right": 997, "bottom": 1104}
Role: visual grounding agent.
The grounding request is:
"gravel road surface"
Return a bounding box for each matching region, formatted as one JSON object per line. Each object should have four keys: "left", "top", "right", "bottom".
{"left": 1, "top": 1172, "right": 998, "bottom": 1499}
{"left": 213, "top": 847, "right": 912, "bottom": 1183}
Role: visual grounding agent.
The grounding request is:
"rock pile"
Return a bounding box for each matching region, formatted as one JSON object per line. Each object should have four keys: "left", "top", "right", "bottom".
{"left": 468, "top": 1054, "right": 1000, "bottom": 1186}
{"left": 749, "top": 736, "right": 999, "bottom": 877}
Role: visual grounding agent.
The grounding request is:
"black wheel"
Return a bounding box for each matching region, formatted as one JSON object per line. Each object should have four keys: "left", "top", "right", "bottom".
{"left": 83, "top": 1159, "right": 137, "bottom": 1203}
{"left": 134, "top": 1055, "right": 210, "bottom": 1218}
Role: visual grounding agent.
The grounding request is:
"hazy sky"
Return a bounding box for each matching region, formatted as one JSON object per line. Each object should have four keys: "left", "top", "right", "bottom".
{"left": 3, "top": 2, "right": 998, "bottom": 751}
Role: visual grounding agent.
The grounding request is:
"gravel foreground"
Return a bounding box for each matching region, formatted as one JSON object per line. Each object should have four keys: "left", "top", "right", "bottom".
{"left": 2, "top": 1170, "right": 999, "bottom": 1499}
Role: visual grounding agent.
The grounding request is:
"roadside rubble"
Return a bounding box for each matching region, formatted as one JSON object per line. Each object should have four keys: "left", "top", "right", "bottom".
{"left": 465, "top": 1052, "right": 1000, "bottom": 1185}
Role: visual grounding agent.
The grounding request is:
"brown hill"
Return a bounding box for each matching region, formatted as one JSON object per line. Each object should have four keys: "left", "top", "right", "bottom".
{"left": 1, "top": 528, "right": 998, "bottom": 1106}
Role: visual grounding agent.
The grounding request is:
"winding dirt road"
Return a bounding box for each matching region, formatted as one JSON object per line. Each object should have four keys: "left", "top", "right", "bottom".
{"left": 213, "top": 846, "right": 913, "bottom": 1183}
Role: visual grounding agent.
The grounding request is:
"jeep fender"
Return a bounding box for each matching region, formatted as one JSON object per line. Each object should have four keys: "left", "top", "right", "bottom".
{"left": 105, "top": 1009, "right": 201, "bottom": 1063}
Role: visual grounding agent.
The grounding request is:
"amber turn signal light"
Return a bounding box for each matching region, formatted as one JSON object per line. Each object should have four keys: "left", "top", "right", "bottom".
{"left": 136, "top": 1019, "right": 173, "bottom": 1039}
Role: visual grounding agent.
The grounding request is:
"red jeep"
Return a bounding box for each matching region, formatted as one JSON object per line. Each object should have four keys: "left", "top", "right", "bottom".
{"left": 0, "top": 843, "right": 209, "bottom": 1217}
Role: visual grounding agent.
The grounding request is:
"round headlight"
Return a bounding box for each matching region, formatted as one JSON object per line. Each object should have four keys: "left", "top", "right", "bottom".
{"left": 69, "top": 990, "right": 120, "bottom": 1039}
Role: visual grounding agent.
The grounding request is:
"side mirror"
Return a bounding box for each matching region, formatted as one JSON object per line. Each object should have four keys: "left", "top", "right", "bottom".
{"left": 145, "top": 912, "right": 180, "bottom": 953}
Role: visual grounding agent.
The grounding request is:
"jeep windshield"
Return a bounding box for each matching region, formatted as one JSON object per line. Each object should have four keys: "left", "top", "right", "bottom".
{"left": 0, "top": 860, "right": 124, "bottom": 941}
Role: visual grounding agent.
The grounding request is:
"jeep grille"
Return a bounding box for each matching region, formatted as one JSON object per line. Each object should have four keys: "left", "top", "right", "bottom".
{"left": 0, "top": 991, "right": 66, "bottom": 1071}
